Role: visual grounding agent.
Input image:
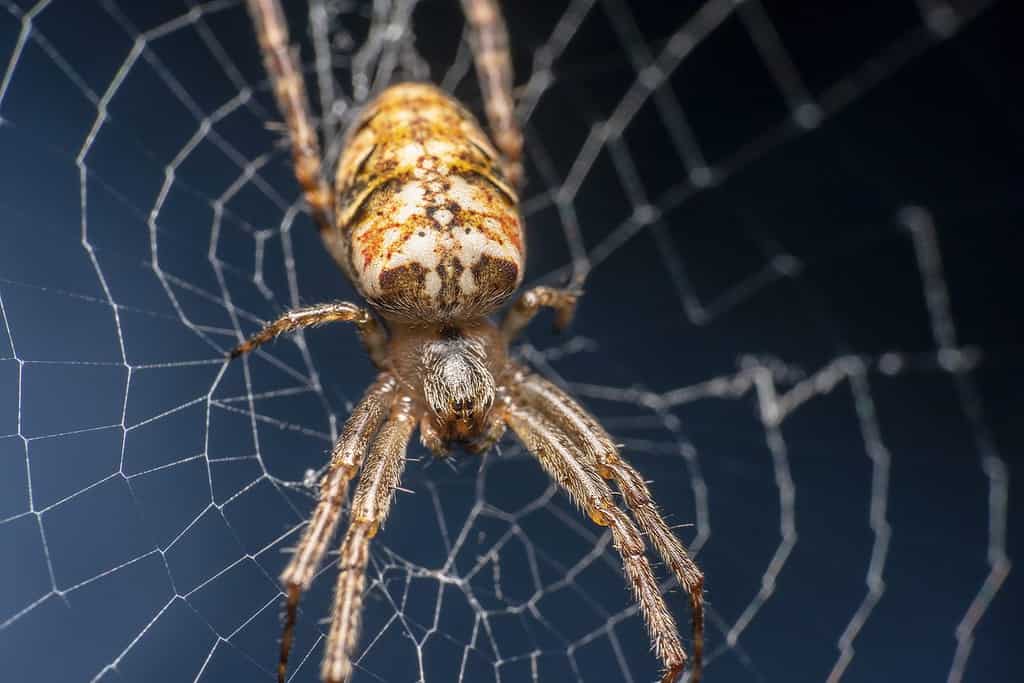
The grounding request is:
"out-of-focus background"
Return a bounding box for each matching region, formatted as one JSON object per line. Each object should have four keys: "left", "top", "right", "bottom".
{"left": 0, "top": 1, "right": 1020, "bottom": 681}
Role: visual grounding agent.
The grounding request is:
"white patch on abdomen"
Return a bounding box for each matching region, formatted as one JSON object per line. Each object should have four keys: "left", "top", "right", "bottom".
{"left": 348, "top": 169, "right": 522, "bottom": 313}
{"left": 392, "top": 181, "right": 426, "bottom": 224}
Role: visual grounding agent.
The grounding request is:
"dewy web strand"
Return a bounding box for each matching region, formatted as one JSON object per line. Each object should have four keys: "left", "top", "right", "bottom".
{"left": 0, "top": 1, "right": 1014, "bottom": 683}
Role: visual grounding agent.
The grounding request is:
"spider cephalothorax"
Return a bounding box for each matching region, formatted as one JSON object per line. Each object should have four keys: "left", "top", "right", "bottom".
{"left": 235, "top": 2, "right": 704, "bottom": 682}
{"left": 393, "top": 320, "right": 505, "bottom": 448}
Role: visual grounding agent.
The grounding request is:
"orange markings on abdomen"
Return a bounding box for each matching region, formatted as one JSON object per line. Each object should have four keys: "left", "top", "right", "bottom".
{"left": 332, "top": 83, "right": 524, "bottom": 322}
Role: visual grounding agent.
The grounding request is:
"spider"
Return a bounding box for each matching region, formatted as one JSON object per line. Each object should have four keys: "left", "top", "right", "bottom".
{"left": 235, "top": 1, "right": 704, "bottom": 681}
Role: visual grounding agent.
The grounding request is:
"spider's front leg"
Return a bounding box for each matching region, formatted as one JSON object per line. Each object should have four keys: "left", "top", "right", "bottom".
{"left": 501, "top": 286, "right": 580, "bottom": 342}
{"left": 517, "top": 373, "right": 705, "bottom": 679}
{"left": 501, "top": 397, "right": 690, "bottom": 683}
{"left": 323, "top": 396, "right": 417, "bottom": 683}
{"left": 229, "top": 301, "right": 388, "bottom": 368}
{"left": 275, "top": 375, "right": 397, "bottom": 683}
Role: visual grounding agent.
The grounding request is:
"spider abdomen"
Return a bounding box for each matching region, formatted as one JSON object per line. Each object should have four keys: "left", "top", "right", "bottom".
{"left": 334, "top": 83, "right": 524, "bottom": 322}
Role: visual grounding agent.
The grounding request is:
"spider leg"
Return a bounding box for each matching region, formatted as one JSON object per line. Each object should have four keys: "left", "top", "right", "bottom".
{"left": 275, "top": 375, "right": 396, "bottom": 683}
{"left": 323, "top": 396, "right": 417, "bottom": 683}
{"left": 229, "top": 301, "right": 387, "bottom": 368}
{"left": 516, "top": 372, "right": 704, "bottom": 681}
{"left": 459, "top": 0, "right": 523, "bottom": 187}
{"left": 502, "top": 398, "right": 688, "bottom": 683}
{"left": 245, "top": 0, "right": 348, "bottom": 267}
{"left": 501, "top": 286, "right": 580, "bottom": 342}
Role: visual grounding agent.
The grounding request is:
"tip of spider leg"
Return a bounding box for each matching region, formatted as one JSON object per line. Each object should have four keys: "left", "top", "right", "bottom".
{"left": 660, "top": 663, "right": 686, "bottom": 683}
{"left": 277, "top": 584, "right": 302, "bottom": 683}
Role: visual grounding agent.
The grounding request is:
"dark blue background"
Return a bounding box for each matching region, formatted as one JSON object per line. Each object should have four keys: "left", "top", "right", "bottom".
{"left": 0, "top": 1, "right": 1020, "bottom": 682}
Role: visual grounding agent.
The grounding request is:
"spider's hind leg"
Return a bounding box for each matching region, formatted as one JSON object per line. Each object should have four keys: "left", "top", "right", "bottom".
{"left": 460, "top": 0, "right": 523, "bottom": 187}
{"left": 246, "top": 0, "right": 349, "bottom": 267}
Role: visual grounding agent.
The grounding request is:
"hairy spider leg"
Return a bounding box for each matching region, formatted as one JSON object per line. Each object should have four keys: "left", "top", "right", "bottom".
{"left": 276, "top": 376, "right": 397, "bottom": 683}
{"left": 244, "top": 0, "right": 348, "bottom": 268}
{"left": 516, "top": 372, "right": 704, "bottom": 680}
{"left": 501, "top": 286, "right": 580, "bottom": 342}
{"left": 502, "top": 400, "right": 689, "bottom": 683}
{"left": 460, "top": 0, "right": 524, "bottom": 187}
{"left": 323, "top": 397, "right": 417, "bottom": 683}
{"left": 229, "top": 301, "right": 388, "bottom": 368}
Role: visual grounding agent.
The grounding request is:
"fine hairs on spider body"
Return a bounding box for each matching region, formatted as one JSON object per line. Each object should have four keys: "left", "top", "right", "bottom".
{"left": 235, "top": 1, "right": 704, "bottom": 682}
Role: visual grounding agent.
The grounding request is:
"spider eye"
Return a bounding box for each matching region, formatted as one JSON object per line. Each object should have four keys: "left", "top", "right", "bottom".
{"left": 452, "top": 398, "right": 474, "bottom": 417}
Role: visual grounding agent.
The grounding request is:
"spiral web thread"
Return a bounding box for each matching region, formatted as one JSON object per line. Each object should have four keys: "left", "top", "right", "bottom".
{"left": 0, "top": 1, "right": 1013, "bottom": 682}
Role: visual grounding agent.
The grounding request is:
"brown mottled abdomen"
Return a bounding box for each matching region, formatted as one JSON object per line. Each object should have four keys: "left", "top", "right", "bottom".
{"left": 332, "top": 83, "right": 524, "bottom": 322}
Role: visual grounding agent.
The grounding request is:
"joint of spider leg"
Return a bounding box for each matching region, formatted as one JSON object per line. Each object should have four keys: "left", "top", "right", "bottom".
{"left": 586, "top": 505, "right": 610, "bottom": 527}
{"left": 295, "top": 153, "right": 322, "bottom": 182}
{"left": 585, "top": 497, "right": 620, "bottom": 528}
{"left": 352, "top": 516, "right": 381, "bottom": 539}
{"left": 391, "top": 395, "right": 418, "bottom": 419}
{"left": 319, "top": 464, "right": 357, "bottom": 496}
{"left": 494, "top": 129, "right": 523, "bottom": 157}
{"left": 328, "top": 438, "right": 364, "bottom": 468}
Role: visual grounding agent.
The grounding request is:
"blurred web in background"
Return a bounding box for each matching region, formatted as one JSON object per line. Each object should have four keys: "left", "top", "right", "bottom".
{"left": 0, "top": 1, "right": 1017, "bottom": 682}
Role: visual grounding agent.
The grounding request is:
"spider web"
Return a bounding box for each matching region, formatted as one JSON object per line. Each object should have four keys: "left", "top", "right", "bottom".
{"left": 0, "top": 0, "right": 1019, "bottom": 681}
